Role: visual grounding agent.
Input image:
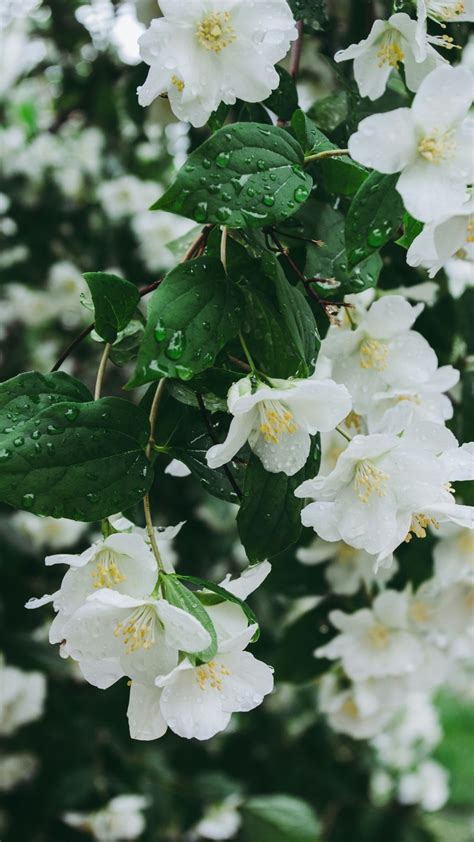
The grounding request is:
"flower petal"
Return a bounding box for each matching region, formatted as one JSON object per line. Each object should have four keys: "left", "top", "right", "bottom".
{"left": 127, "top": 682, "right": 167, "bottom": 741}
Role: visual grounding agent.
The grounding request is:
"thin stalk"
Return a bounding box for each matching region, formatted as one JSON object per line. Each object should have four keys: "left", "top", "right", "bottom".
{"left": 290, "top": 20, "right": 304, "bottom": 80}
{"left": 336, "top": 425, "right": 352, "bottom": 443}
{"left": 94, "top": 343, "right": 111, "bottom": 400}
{"left": 220, "top": 226, "right": 228, "bottom": 273}
{"left": 238, "top": 331, "right": 257, "bottom": 375}
{"left": 143, "top": 379, "right": 168, "bottom": 571}
{"left": 304, "top": 148, "right": 350, "bottom": 164}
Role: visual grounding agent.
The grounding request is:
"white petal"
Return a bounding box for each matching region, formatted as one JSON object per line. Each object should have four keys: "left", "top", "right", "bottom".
{"left": 45, "top": 544, "right": 94, "bottom": 568}
{"left": 412, "top": 65, "right": 473, "bottom": 133}
{"left": 218, "top": 651, "right": 274, "bottom": 713}
{"left": 127, "top": 682, "right": 167, "bottom": 741}
{"left": 373, "top": 590, "right": 408, "bottom": 627}
{"left": 288, "top": 380, "right": 352, "bottom": 433}
{"left": 79, "top": 658, "right": 124, "bottom": 689}
{"left": 159, "top": 669, "right": 231, "bottom": 740}
{"left": 363, "top": 295, "right": 423, "bottom": 337}
{"left": 206, "top": 411, "right": 255, "bottom": 469}
{"left": 397, "top": 159, "right": 470, "bottom": 223}
{"left": 25, "top": 592, "right": 58, "bottom": 609}
{"left": 155, "top": 600, "right": 212, "bottom": 653}
{"left": 64, "top": 602, "right": 124, "bottom": 661}
{"left": 219, "top": 560, "right": 271, "bottom": 599}
{"left": 251, "top": 424, "right": 311, "bottom": 476}
{"left": 349, "top": 109, "right": 417, "bottom": 173}
{"left": 164, "top": 459, "right": 191, "bottom": 477}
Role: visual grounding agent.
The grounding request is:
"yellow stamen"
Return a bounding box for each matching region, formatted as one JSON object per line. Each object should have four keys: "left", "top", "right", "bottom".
{"left": 354, "top": 460, "right": 390, "bottom": 503}
{"left": 466, "top": 216, "right": 474, "bottom": 244}
{"left": 196, "top": 660, "right": 231, "bottom": 691}
{"left": 367, "top": 623, "right": 390, "bottom": 649}
{"left": 405, "top": 513, "right": 440, "bottom": 542}
{"left": 196, "top": 11, "right": 236, "bottom": 53}
{"left": 171, "top": 74, "right": 185, "bottom": 92}
{"left": 114, "top": 605, "right": 157, "bottom": 653}
{"left": 91, "top": 550, "right": 126, "bottom": 589}
{"left": 259, "top": 402, "right": 298, "bottom": 445}
{"left": 377, "top": 40, "right": 405, "bottom": 69}
{"left": 359, "top": 338, "right": 389, "bottom": 371}
{"left": 342, "top": 699, "right": 359, "bottom": 718}
{"left": 409, "top": 601, "right": 432, "bottom": 624}
{"left": 418, "top": 129, "right": 456, "bottom": 164}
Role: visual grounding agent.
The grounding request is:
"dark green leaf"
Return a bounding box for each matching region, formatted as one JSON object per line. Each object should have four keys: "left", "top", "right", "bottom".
{"left": 292, "top": 110, "right": 367, "bottom": 196}
{"left": 263, "top": 67, "right": 298, "bottom": 121}
{"left": 152, "top": 122, "right": 312, "bottom": 228}
{"left": 154, "top": 391, "right": 244, "bottom": 504}
{"left": 273, "top": 598, "right": 338, "bottom": 682}
{"left": 242, "top": 795, "right": 321, "bottom": 842}
{"left": 0, "top": 387, "right": 152, "bottom": 521}
{"left": 308, "top": 90, "right": 348, "bottom": 133}
{"left": 396, "top": 212, "right": 424, "bottom": 250}
{"left": 108, "top": 316, "right": 145, "bottom": 368}
{"left": 305, "top": 200, "right": 382, "bottom": 295}
{"left": 0, "top": 371, "right": 91, "bottom": 432}
{"left": 345, "top": 172, "right": 404, "bottom": 269}
{"left": 83, "top": 272, "right": 140, "bottom": 343}
{"left": 128, "top": 256, "right": 242, "bottom": 387}
{"left": 237, "top": 438, "right": 320, "bottom": 562}
{"left": 175, "top": 574, "right": 260, "bottom": 639}
{"left": 161, "top": 575, "right": 218, "bottom": 662}
{"left": 208, "top": 101, "right": 230, "bottom": 134}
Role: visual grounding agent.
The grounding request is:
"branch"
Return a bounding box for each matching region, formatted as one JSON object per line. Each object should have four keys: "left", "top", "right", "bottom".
{"left": 290, "top": 20, "right": 304, "bottom": 80}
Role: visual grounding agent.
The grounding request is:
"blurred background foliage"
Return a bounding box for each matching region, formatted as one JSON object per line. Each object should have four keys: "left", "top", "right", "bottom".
{"left": 0, "top": 1, "right": 473, "bottom": 840}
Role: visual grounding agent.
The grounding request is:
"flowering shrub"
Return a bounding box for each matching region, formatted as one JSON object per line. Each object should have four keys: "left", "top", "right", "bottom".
{"left": 0, "top": 0, "right": 473, "bottom": 840}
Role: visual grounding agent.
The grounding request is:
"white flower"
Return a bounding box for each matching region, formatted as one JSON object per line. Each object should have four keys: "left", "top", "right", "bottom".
{"left": 98, "top": 175, "right": 158, "bottom": 221}
{"left": 297, "top": 420, "right": 474, "bottom": 560}
{"left": 0, "top": 661, "right": 46, "bottom": 737}
{"left": 371, "top": 694, "right": 442, "bottom": 770}
{"left": 154, "top": 628, "right": 273, "bottom": 740}
{"left": 397, "top": 760, "right": 449, "bottom": 811}
{"left": 433, "top": 523, "right": 474, "bottom": 586}
{"left": 366, "top": 363, "right": 460, "bottom": 430}
{"left": 137, "top": 0, "right": 297, "bottom": 127}
{"left": 316, "top": 590, "right": 424, "bottom": 681}
{"left": 433, "top": 579, "right": 474, "bottom": 642}
{"left": 335, "top": 13, "right": 444, "bottom": 101}
{"left": 417, "top": 0, "right": 474, "bottom": 27}
{"left": 206, "top": 375, "right": 351, "bottom": 477}
{"left": 318, "top": 673, "right": 401, "bottom": 739}
{"left": 195, "top": 796, "right": 242, "bottom": 840}
{"left": 0, "top": 753, "right": 38, "bottom": 793}
{"left": 296, "top": 538, "right": 396, "bottom": 595}
{"left": 348, "top": 65, "right": 473, "bottom": 222}
{"left": 63, "top": 794, "right": 148, "bottom": 841}
{"left": 407, "top": 196, "right": 474, "bottom": 277}
{"left": 321, "top": 294, "right": 435, "bottom": 416}
{"left": 131, "top": 209, "right": 196, "bottom": 271}
{"left": 108, "top": 516, "right": 185, "bottom": 573}
{"left": 384, "top": 281, "right": 439, "bottom": 306}
{"left": 444, "top": 252, "right": 474, "bottom": 298}
{"left": 11, "top": 512, "right": 87, "bottom": 551}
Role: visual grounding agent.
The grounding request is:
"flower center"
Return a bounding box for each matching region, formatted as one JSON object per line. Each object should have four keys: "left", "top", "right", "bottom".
{"left": 359, "top": 338, "right": 389, "bottom": 371}
{"left": 342, "top": 699, "right": 359, "bottom": 718}
{"left": 91, "top": 550, "right": 126, "bottom": 589}
{"left": 427, "top": 0, "right": 465, "bottom": 20}
{"left": 418, "top": 129, "right": 456, "bottom": 164}
{"left": 409, "top": 600, "right": 432, "bottom": 624}
{"left": 196, "top": 11, "right": 236, "bottom": 53}
{"left": 114, "top": 605, "right": 157, "bottom": 653}
{"left": 354, "top": 460, "right": 390, "bottom": 503}
{"left": 405, "top": 513, "right": 440, "bottom": 542}
{"left": 171, "top": 74, "right": 185, "bottom": 93}
{"left": 377, "top": 33, "right": 405, "bottom": 68}
{"left": 259, "top": 401, "right": 298, "bottom": 445}
{"left": 196, "top": 660, "right": 231, "bottom": 691}
{"left": 367, "top": 623, "right": 390, "bottom": 648}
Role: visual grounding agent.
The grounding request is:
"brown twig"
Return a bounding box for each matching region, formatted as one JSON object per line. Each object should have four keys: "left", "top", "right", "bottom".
{"left": 290, "top": 20, "right": 304, "bottom": 80}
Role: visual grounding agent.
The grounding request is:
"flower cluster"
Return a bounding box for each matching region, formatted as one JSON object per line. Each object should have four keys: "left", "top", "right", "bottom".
{"left": 27, "top": 523, "right": 274, "bottom": 742}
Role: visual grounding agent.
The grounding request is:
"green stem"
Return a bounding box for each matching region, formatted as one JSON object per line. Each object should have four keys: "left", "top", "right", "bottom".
{"left": 143, "top": 379, "right": 168, "bottom": 572}
{"left": 304, "top": 148, "right": 350, "bottom": 165}
{"left": 94, "top": 343, "right": 111, "bottom": 400}
{"left": 238, "top": 331, "right": 257, "bottom": 375}
{"left": 336, "top": 425, "right": 352, "bottom": 443}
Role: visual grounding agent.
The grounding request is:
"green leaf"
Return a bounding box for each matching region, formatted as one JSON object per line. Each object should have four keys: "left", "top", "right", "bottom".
{"left": 108, "top": 316, "right": 145, "bottom": 368}
{"left": 161, "top": 575, "right": 218, "bottom": 662}
{"left": 345, "top": 171, "right": 405, "bottom": 269}
{"left": 305, "top": 200, "right": 382, "bottom": 295}
{"left": 292, "top": 110, "right": 367, "bottom": 196}
{"left": 241, "top": 795, "right": 321, "bottom": 842}
{"left": 83, "top": 272, "right": 140, "bottom": 343}
{"left": 175, "top": 574, "right": 260, "bottom": 638}
{"left": 0, "top": 379, "right": 153, "bottom": 521}
{"left": 308, "top": 90, "right": 348, "bottom": 133}
{"left": 396, "top": 212, "right": 424, "bottom": 250}
{"left": 152, "top": 122, "right": 312, "bottom": 229}
{"left": 208, "top": 101, "right": 230, "bottom": 134}
{"left": 288, "top": 0, "right": 328, "bottom": 30}
{"left": 263, "top": 67, "right": 298, "bottom": 121}
{"left": 237, "top": 438, "right": 320, "bottom": 563}
{"left": 128, "top": 256, "right": 242, "bottom": 387}
{"left": 0, "top": 371, "right": 92, "bottom": 432}
{"left": 154, "top": 390, "right": 245, "bottom": 504}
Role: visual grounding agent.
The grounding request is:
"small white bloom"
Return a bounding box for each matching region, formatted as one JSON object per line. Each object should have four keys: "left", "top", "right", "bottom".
{"left": 297, "top": 420, "right": 474, "bottom": 560}
{"left": 371, "top": 694, "right": 442, "bottom": 770}
{"left": 335, "top": 13, "right": 444, "bottom": 100}
{"left": 444, "top": 252, "right": 474, "bottom": 298}
{"left": 433, "top": 523, "right": 474, "bottom": 586}
{"left": 137, "top": 0, "right": 298, "bottom": 127}
{"left": 318, "top": 673, "right": 401, "bottom": 739}
{"left": 0, "top": 753, "right": 38, "bottom": 792}
{"left": 131, "top": 210, "right": 195, "bottom": 271}
{"left": 433, "top": 579, "right": 474, "bottom": 642}
{"left": 417, "top": 0, "right": 474, "bottom": 27}
{"left": 195, "top": 796, "right": 242, "bottom": 840}
{"left": 407, "top": 196, "right": 474, "bottom": 277}
{"left": 11, "top": 512, "right": 88, "bottom": 551}
{"left": 321, "top": 295, "right": 435, "bottom": 415}
{"left": 0, "top": 661, "right": 46, "bottom": 737}
{"left": 206, "top": 375, "right": 351, "bottom": 477}
{"left": 297, "top": 538, "right": 396, "bottom": 595}
{"left": 348, "top": 65, "right": 473, "bottom": 222}
{"left": 316, "top": 590, "right": 424, "bottom": 681}
{"left": 366, "top": 364, "right": 460, "bottom": 430}
{"left": 165, "top": 458, "right": 191, "bottom": 477}
{"left": 63, "top": 794, "right": 148, "bottom": 841}
{"left": 108, "top": 515, "right": 185, "bottom": 573}
{"left": 397, "top": 759, "right": 449, "bottom": 811}
{"left": 98, "top": 175, "right": 158, "bottom": 221}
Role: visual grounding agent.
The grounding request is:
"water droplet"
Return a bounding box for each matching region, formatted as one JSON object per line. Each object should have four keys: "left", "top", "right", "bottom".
{"left": 165, "top": 330, "right": 185, "bottom": 361}
{"left": 294, "top": 185, "right": 309, "bottom": 203}
{"left": 263, "top": 194, "right": 275, "bottom": 207}
{"left": 216, "top": 206, "right": 231, "bottom": 222}
{"left": 154, "top": 319, "right": 166, "bottom": 342}
{"left": 0, "top": 448, "right": 12, "bottom": 462}
{"left": 202, "top": 158, "right": 212, "bottom": 169}
{"left": 13, "top": 436, "right": 24, "bottom": 447}
{"left": 216, "top": 151, "right": 230, "bottom": 169}
{"left": 22, "top": 493, "right": 35, "bottom": 509}
{"left": 256, "top": 159, "right": 266, "bottom": 171}
{"left": 175, "top": 365, "right": 193, "bottom": 381}
{"left": 64, "top": 406, "right": 79, "bottom": 421}
{"left": 195, "top": 202, "right": 208, "bottom": 223}
{"left": 47, "top": 424, "right": 63, "bottom": 435}
{"left": 367, "top": 228, "right": 386, "bottom": 247}
{"left": 86, "top": 491, "right": 99, "bottom": 503}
